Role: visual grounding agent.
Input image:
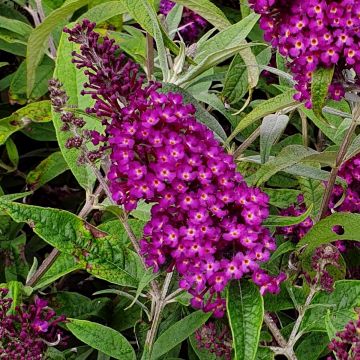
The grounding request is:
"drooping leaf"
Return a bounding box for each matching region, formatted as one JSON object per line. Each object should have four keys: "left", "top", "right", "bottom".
{"left": 26, "top": 152, "right": 69, "bottom": 191}
{"left": 0, "top": 100, "right": 52, "bottom": 145}
{"left": 227, "top": 89, "right": 298, "bottom": 143}
{"left": 260, "top": 114, "right": 290, "bottom": 164}
{"left": 264, "top": 204, "right": 313, "bottom": 226}
{"left": 77, "top": 1, "right": 126, "bottom": 23}
{"left": 227, "top": 280, "right": 264, "bottom": 360}
{"left": 67, "top": 319, "right": 136, "bottom": 360}
{"left": 151, "top": 311, "right": 211, "bottom": 359}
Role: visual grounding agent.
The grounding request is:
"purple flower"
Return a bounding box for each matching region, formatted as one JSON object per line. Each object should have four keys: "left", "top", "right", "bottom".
{"left": 249, "top": 0, "right": 360, "bottom": 106}
{"left": 64, "top": 20, "right": 285, "bottom": 318}
{"left": 0, "top": 289, "right": 66, "bottom": 359}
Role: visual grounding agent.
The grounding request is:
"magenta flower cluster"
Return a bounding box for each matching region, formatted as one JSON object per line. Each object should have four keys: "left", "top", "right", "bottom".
{"left": 327, "top": 316, "right": 360, "bottom": 360}
{"left": 331, "top": 153, "right": 360, "bottom": 213}
{"left": 159, "top": 0, "right": 207, "bottom": 43}
{"left": 195, "top": 322, "right": 232, "bottom": 359}
{"left": 276, "top": 194, "right": 313, "bottom": 241}
{"left": 0, "top": 289, "right": 65, "bottom": 359}
{"left": 249, "top": 0, "right": 360, "bottom": 107}
{"left": 64, "top": 20, "right": 285, "bottom": 317}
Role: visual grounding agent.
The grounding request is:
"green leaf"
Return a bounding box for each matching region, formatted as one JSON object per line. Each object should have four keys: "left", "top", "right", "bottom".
{"left": 223, "top": 48, "right": 271, "bottom": 105}
{"left": 0, "top": 100, "right": 52, "bottom": 145}
{"left": 161, "top": 83, "right": 226, "bottom": 141}
{"left": 0, "top": 200, "right": 141, "bottom": 288}
{"left": 171, "top": 0, "right": 229, "bottom": 30}
{"left": 34, "top": 253, "right": 81, "bottom": 290}
{"left": 345, "top": 133, "right": 360, "bottom": 161}
{"left": 298, "top": 176, "right": 324, "bottom": 217}
{"left": 255, "top": 348, "right": 274, "bottom": 360}
{"left": 251, "top": 145, "right": 317, "bottom": 186}
{"left": 66, "top": 319, "right": 136, "bottom": 360}
{"left": 260, "top": 114, "right": 289, "bottom": 164}
{"left": 227, "top": 89, "right": 298, "bottom": 143}
{"left": 121, "top": 0, "right": 179, "bottom": 56}
{"left": 10, "top": 59, "right": 54, "bottom": 103}
{"left": 176, "top": 43, "right": 253, "bottom": 86}
{"left": 0, "top": 16, "right": 32, "bottom": 39}
{"left": 311, "top": 66, "right": 334, "bottom": 122}
{"left": 151, "top": 311, "right": 211, "bottom": 360}
{"left": 266, "top": 241, "right": 296, "bottom": 266}
{"left": 53, "top": 32, "right": 102, "bottom": 190}
{"left": 51, "top": 292, "right": 110, "bottom": 320}
{"left": 0, "top": 34, "right": 26, "bottom": 56}
{"left": 264, "top": 204, "right": 313, "bottom": 226}
{"left": 0, "top": 62, "right": 9, "bottom": 68}
{"left": 26, "top": 152, "right": 69, "bottom": 191}
{"left": 5, "top": 138, "right": 19, "bottom": 169}
{"left": 301, "top": 280, "right": 360, "bottom": 333}
{"left": 264, "top": 188, "right": 301, "bottom": 208}
{"left": 295, "top": 333, "right": 329, "bottom": 360}
{"left": 77, "top": 1, "right": 126, "bottom": 23}
{"left": 165, "top": 4, "right": 183, "bottom": 40}
{"left": 195, "top": 13, "right": 259, "bottom": 63}
{"left": 227, "top": 280, "right": 264, "bottom": 360}
{"left": 26, "top": 0, "right": 91, "bottom": 96}
{"left": 298, "top": 213, "right": 360, "bottom": 260}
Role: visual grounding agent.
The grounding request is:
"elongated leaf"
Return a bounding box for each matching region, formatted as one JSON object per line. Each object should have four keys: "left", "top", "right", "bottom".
{"left": 301, "top": 280, "right": 360, "bottom": 333}
{"left": 121, "top": 0, "right": 179, "bottom": 55}
{"left": 151, "top": 311, "right": 211, "bottom": 359}
{"left": 0, "top": 200, "right": 141, "bottom": 288}
{"left": 161, "top": 83, "right": 226, "bottom": 141}
{"left": 34, "top": 253, "right": 81, "bottom": 290}
{"left": 264, "top": 204, "right": 313, "bottom": 226}
{"left": 227, "top": 89, "right": 298, "bottom": 143}
{"left": 264, "top": 188, "right": 301, "bottom": 208}
{"left": 311, "top": 66, "right": 334, "bottom": 122}
{"left": 195, "top": 13, "right": 259, "bottom": 63}
{"left": 67, "top": 319, "right": 136, "bottom": 360}
{"left": 299, "top": 176, "right": 324, "bottom": 217}
{"left": 227, "top": 280, "right": 264, "bottom": 360}
{"left": 297, "top": 212, "right": 360, "bottom": 260}
{"left": 77, "top": 1, "right": 126, "bottom": 23}
{"left": 171, "top": 0, "right": 229, "bottom": 30}
{"left": 176, "top": 44, "right": 252, "bottom": 86}
{"left": 295, "top": 333, "right": 329, "bottom": 360}
{"left": 345, "top": 133, "right": 360, "bottom": 161}
{"left": 252, "top": 145, "right": 317, "bottom": 186}
{"left": 0, "top": 101, "right": 52, "bottom": 145}
{"left": 26, "top": 0, "right": 92, "bottom": 96}
{"left": 26, "top": 152, "right": 68, "bottom": 190}
{"left": 0, "top": 16, "right": 32, "bottom": 39}
{"left": 53, "top": 32, "right": 102, "bottom": 190}
{"left": 260, "top": 114, "right": 289, "bottom": 163}
{"left": 223, "top": 48, "right": 271, "bottom": 105}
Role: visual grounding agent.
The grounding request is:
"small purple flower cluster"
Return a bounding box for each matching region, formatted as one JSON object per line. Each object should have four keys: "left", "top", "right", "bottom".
{"left": 276, "top": 195, "right": 313, "bottom": 241}
{"left": 249, "top": 0, "right": 360, "bottom": 107}
{"left": 327, "top": 316, "right": 360, "bottom": 360}
{"left": 0, "top": 289, "right": 65, "bottom": 359}
{"left": 64, "top": 20, "right": 285, "bottom": 317}
{"left": 159, "top": 0, "right": 207, "bottom": 43}
{"left": 195, "top": 322, "right": 232, "bottom": 359}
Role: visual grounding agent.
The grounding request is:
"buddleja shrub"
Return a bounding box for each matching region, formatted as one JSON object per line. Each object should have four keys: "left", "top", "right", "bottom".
{"left": 0, "top": 1, "right": 359, "bottom": 360}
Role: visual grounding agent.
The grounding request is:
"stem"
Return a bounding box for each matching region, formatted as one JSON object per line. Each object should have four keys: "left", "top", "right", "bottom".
{"left": 146, "top": 33, "right": 154, "bottom": 81}
{"left": 264, "top": 313, "right": 287, "bottom": 348}
{"left": 26, "top": 186, "right": 103, "bottom": 287}
{"left": 143, "top": 272, "right": 173, "bottom": 359}
{"left": 299, "top": 109, "right": 308, "bottom": 147}
{"left": 233, "top": 128, "right": 260, "bottom": 159}
{"left": 318, "top": 108, "right": 359, "bottom": 221}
